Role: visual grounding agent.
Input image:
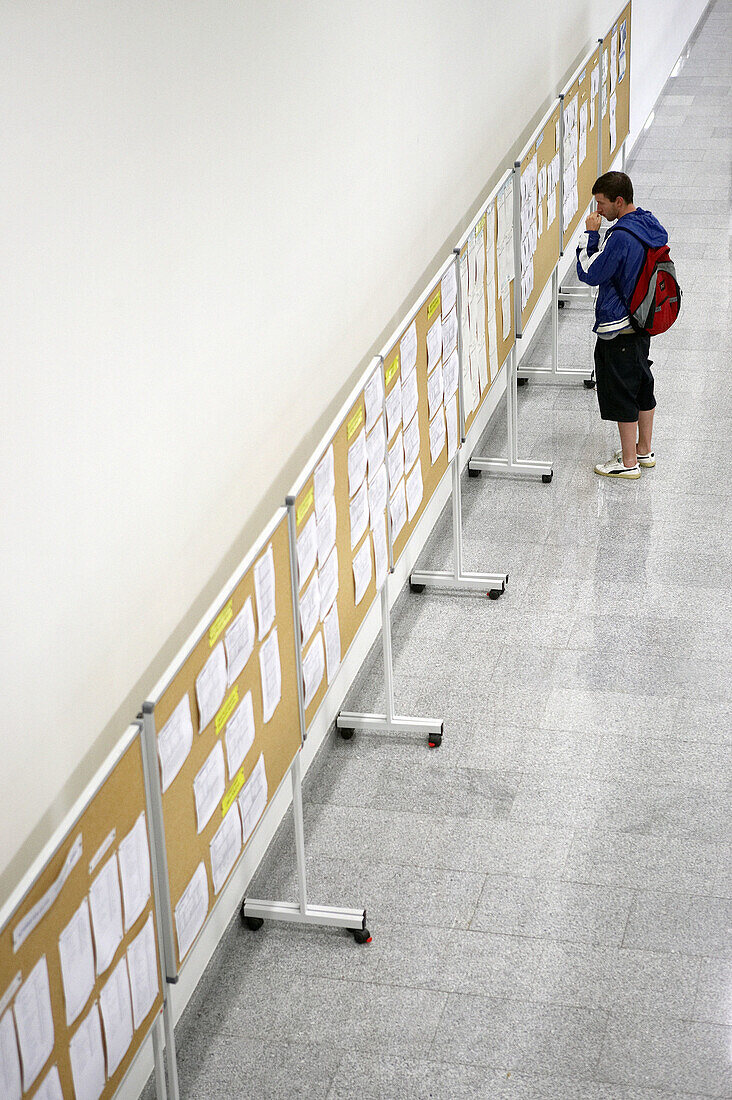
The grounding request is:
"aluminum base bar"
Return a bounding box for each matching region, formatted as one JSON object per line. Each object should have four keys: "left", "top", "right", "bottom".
{"left": 469, "top": 456, "right": 553, "bottom": 478}
{"left": 517, "top": 269, "right": 593, "bottom": 385}
{"left": 241, "top": 899, "right": 367, "bottom": 930}
{"left": 409, "top": 569, "right": 506, "bottom": 593}
{"left": 337, "top": 711, "right": 443, "bottom": 735}
{"left": 558, "top": 286, "right": 593, "bottom": 300}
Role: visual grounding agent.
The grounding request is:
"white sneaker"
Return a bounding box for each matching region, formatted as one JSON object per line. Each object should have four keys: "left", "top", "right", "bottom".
{"left": 615, "top": 448, "right": 656, "bottom": 468}
{"left": 594, "top": 455, "right": 641, "bottom": 479}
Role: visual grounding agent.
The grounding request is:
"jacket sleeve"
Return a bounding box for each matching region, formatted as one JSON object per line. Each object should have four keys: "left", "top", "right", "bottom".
{"left": 576, "top": 229, "right": 624, "bottom": 286}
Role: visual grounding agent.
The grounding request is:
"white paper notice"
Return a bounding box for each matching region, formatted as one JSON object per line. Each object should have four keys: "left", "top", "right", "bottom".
{"left": 400, "top": 321, "right": 418, "bottom": 378}
{"left": 387, "top": 431, "right": 405, "bottom": 490}
{"left": 158, "top": 695, "right": 194, "bottom": 793}
{"left": 406, "top": 460, "right": 424, "bottom": 521}
{"left": 371, "top": 511, "right": 388, "bottom": 590}
{"left": 426, "top": 316, "right": 442, "bottom": 372}
{"left": 352, "top": 534, "right": 372, "bottom": 605}
{"left": 193, "top": 739, "right": 225, "bottom": 835}
{"left": 225, "top": 597, "right": 255, "bottom": 686}
{"left": 445, "top": 394, "right": 459, "bottom": 462}
{"left": 364, "top": 367, "right": 384, "bottom": 432}
{"left": 318, "top": 546, "right": 339, "bottom": 619}
{"left": 367, "top": 463, "right": 388, "bottom": 524}
{"left": 195, "top": 642, "right": 227, "bottom": 734}
{"left": 347, "top": 428, "right": 367, "bottom": 497}
{"left": 302, "top": 629, "right": 325, "bottom": 708}
{"left": 401, "top": 366, "right": 419, "bottom": 426}
{"left": 427, "top": 361, "right": 444, "bottom": 419}
{"left": 349, "top": 478, "right": 369, "bottom": 550}
{"left": 0, "top": 1010, "right": 21, "bottom": 1100}
{"left": 366, "top": 418, "right": 386, "bottom": 478}
{"left": 441, "top": 263, "right": 458, "bottom": 317}
{"left": 58, "top": 899, "right": 95, "bottom": 1027}
{"left": 299, "top": 569, "right": 321, "bottom": 646}
{"left": 238, "top": 754, "right": 267, "bottom": 845}
{"left": 314, "top": 444, "right": 335, "bottom": 516}
{"left": 442, "top": 306, "right": 458, "bottom": 361}
{"left": 403, "top": 412, "right": 420, "bottom": 474}
{"left": 610, "top": 31, "right": 618, "bottom": 94}
{"left": 209, "top": 804, "right": 242, "bottom": 895}
{"left": 619, "top": 20, "right": 627, "bottom": 81}
{"left": 13, "top": 957, "right": 54, "bottom": 1093}
{"left": 429, "top": 408, "right": 446, "bottom": 465}
{"left": 174, "top": 862, "right": 208, "bottom": 964}
{"left": 253, "top": 544, "right": 276, "bottom": 638}
{"left": 224, "top": 690, "right": 255, "bottom": 778}
{"left": 89, "top": 856, "right": 124, "bottom": 976}
{"left": 389, "top": 478, "right": 407, "bottom": 542}
{"left": 99, "top": 956, "right": 133, "bottom": 1078}
{"left": 118, "top": 813, "right": 151, "bottom": 934}
{"left": 259, "top": 627, "right": 282, "bottom": 723}
{"left": 32, "top": 1065, "right": 63, "bottom": 1100}
{"left": 609, "top": 91, "right": 617, "bottom": 151}
{"left": 296, "top": 513, "right": 317, "bottom": 588}
{"left": 316, "top": 496, "right": 337, "bottom": 566}
{"left": 322, "top": 601, "right": 341, "bottom": 683}
{"left": 501, "top": 283, "right": 511, "bottom": 340}
{"left": 126, "top": 914, "right": 158, "bottom": 1030}
{"left": 68, "top": 1002, "right": 105, "bottom": 1100}
{"left": 385, "top": 378, "right": 402, "bottom": 441}
{"left": 443, "top": 348, "right": 459, "bottom": 402}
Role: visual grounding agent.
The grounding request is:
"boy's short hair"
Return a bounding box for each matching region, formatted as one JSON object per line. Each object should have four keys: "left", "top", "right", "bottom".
{"left": 592, "top": 171, "right": 634, "bottom": 203}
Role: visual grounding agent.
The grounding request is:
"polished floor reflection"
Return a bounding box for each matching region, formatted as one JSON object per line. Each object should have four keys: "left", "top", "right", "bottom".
{"left": 146, "top": 3, "right": 732, "bottom": 1097}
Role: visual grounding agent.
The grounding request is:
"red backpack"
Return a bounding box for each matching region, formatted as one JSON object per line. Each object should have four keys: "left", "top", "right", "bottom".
{"left": 610, "top": 224, "right": 682, "bottom": 335}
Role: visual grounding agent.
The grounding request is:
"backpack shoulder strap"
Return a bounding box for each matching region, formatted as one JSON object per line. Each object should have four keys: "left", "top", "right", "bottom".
{"left": 606, "top": 224, "right": 649, "bottom": 249}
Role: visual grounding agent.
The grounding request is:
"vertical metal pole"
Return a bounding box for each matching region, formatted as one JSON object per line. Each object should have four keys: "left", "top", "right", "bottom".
{"left": 152, "top": 1015, "right": 167, "bottom": 1100}
{"left": 621, "top": 137, "right": 627, "bottom": 172}
{"left": 285, "top": 497, "right": 308, "bottom": 745}
{"left": 598, "top": 38, "right": 604, "bottom": 178}
{"left": 512, "top": 163, "right": 522, "bottom": 341}
{"left": 451, "top": 457, "right": 462, "bottom": 581}
{"left": 506, "top": 345, "right": 517, "bottom": 466}
{"left": 140, "top": 709, "right": 178, "bottom": 985}
{"left": 551, "top": 267, "right": 559, "bottom": 377}
{"left": 291, "top": 754, "right": 308, "bottom": 915}
{"left": 381, "top": 580, "right": 395, "bottom": 724}
{"left": 558, "top": 93, "right": 566, "bottom": 263}
{"left": 162, "top": 999, "right": 180, "bottom": 1100}
{"left": 453, "top": 248, "right": 467, "bottom": 443}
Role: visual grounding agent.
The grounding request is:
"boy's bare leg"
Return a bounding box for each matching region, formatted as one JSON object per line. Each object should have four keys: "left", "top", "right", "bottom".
{"left": 638, "top": 408, "right": 655, "bottom": 454}
{"left": 618, "top": 421, "right": 639, "bottom": 467}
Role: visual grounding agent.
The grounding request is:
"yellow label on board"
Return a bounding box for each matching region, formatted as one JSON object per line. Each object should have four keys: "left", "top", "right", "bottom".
{"left": 209, "top": 600, "right": 233, "bottom": 647}
{"left": 222, "top": 765, "right": 247, "bottom": 816}
{"left": 347, "top": 405, "right": 364, "bottom": 439}
{"left": 385, "top": 354, "right": 400, "bottom": 385}
{"left": 297, "top": 487, "right": 314, "bottom": 527}
{"left": 477, "top": 214, "right": 487, "bottom": 236}
{"left": 215, "top": 686, "right": 239, "bottom": 736}
{"left": 427, "top": 290, "right": 441, "bottom": 319}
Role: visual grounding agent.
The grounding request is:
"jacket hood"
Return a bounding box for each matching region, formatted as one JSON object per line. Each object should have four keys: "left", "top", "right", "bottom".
{"left": 609, "top": 208, "right": 668, "bottom": 247}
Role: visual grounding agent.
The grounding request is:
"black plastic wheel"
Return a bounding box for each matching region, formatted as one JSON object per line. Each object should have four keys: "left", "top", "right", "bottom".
{"left": 351, "top": 927, "right": 372, "bottom": 945}
{"left": 517, "top": 377, "right": 528, "bottom": 387}
{"left": 558, "top": 299, "right": 566, "bottom": 309}
{"left": 542, "top": 472, "right": 554, "bottom": 484}
{"left": 241, "top": 907, "right": 264, "bottom": 931}
{"left": 468, "top": 466, "right": 482, "bottom": 478}
{"left": 428, "top": 733, "right": 442, "bottom": 748}
{"left": 410, "top": 581, "right": 425, "bottom": 593}
{"left": 583, "top": 378, "right": 596, "bottom": 389}
{"left": 339, "top": 727, "right": 354, "bottom": 740}
{"left": 488, "top": 588, "right": 503, "bottom": 600}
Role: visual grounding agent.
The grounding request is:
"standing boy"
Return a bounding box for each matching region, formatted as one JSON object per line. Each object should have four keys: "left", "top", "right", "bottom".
{"left": 576, "top": 171, "right": 668, "bottom": 479}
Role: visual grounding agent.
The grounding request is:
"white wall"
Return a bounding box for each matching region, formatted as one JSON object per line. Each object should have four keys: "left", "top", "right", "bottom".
{"left": 0, "top": 0, "right": 707, "bottom": 897}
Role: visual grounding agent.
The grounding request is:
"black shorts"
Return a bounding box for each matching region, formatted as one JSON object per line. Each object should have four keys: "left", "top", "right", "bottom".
{"left": 594, "top": 332, "right": 656, "bottom": 422}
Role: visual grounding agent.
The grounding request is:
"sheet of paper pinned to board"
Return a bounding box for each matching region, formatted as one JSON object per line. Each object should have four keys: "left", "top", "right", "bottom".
{"left": 366, "top": 417, "right": 386, "bottom": 478}
{"left": 610, "top": 30, "right": 618, "bottom": 93}
{"left": 0, "top": 1008, "right": 22, "bottom": 1100}
{"left": 443, "top": 348, "right": 458, "bottom": 403}
{"left": 238, "top": 753, "right": 267, "bottom": 846}
{"left": 157, "top": 695, "right": 194, "bottom": 793}
{"left": 318, "top": 546, "right": 338, "bottom": 620}
{"left": 602, "top": 50, "right": 609, "bottom": 117}
{"left": 253, "top": 543, "right": 276, "bottom": 638}
{"left": 296, "top": 513, "right": 317, "bottom": 590}
{"left": 195, "top": 642, "right": 227, "bottom": 734}
{"left": 427, "top": 361, "right": 443, "bottom": 420}
{"left": 224, "top": 690, "right": 255, "bottom": 778}
{"left": 349, "top": 479, "right": 369, "bottom": 550}
{"left": 89, "top": 855, "right": 124, "bottom": 976}
{"left": 387, "top": 430, "right": 404, "bottom": 490}
{"left": 99, "top": 955, "right": 134, "bottom": 1078}
{"left": 405, "top": 459, "right": 424, "bottom": 522}
{"left": 579, "top": 100, "right": 588, "bottom": 164}
{"left": 445, "top": 394, "right": 459, "bottom": 462}
{"left": 58, "top": 898, "right": 96, "bottom": 1027}
{"left": 385, "top": 376, "right": 402, "bottom": 442}
{"left": 322, "top": 600, "right": 341, "bottom": 684}
{"left": 403, "top": 412, "right": 420, "bottom": 474}
{"left": 209, "top": 803, "right": 242, "bottom": 895}
{"left": 302, "top": 629, "right": 325, "bottom": 709}
{"left": 352, "top": 534, "right": 372, "bottom": 605}
{"left": 441, "top": 262, "right": 457, "bottom": 317}
{"left": 426, "top": 315, "right": 442, "bottom": 373}
{"left": 225, "top": 597, "right": 255, "bottom": 686}
{"left": 316, "top": 496, "right": 336, "bottom": 566}
{"left": 313, "top": 444, "right": 335, "bottom": 516}
{"left": 389, "top": 478, "right": 407, "bottom": 542}
{"left": 364, "top": 366, "right": 384, "bottom": 433}
{"left": 299, "top": 569, "right": 320, "bottom": 647}
{"left": 126, "top": 913, "right": 158, "bottom": 1030}
{"left": 371, "top": 511, "right": 388, "bottom": 590}
{"left": 258, "top": 627, "right": 281, "bottom": 723}
{"left": 429, "top": 408, "right": 446, "bottom": 465}
{"left": 68, "top": 1001, "right": 105, "bottom": 1100}
{"left": 32, "top": 1064, "right": 63, "bottom": 1100}
{"left": 618, "top": 20, "right": 627, "bottom": 81}
{"left": 367, "top": 463, "right": 388, "bottom": 524}
{"left": 400, "top": 320, "right": 418, "bottom": 378}
{"left": 609, "top": 91, "right": 617, "bottom": 151}
{"left": 13, "top": 956, "right": 55, "bottom": 1093}
{"left": 401, "top": 365, "right": 419, "bottom": 427}
{"left": 193, "top": 739, "right": 225, "bottom": 834}
{"left": 117, "top": 812, "right": 151, "bottom": 933}
{"left": 174, "top": 861, "right": 208, "bottom": 964}
{"left": 347, "top": 427, "right": 367, "bottom": 497}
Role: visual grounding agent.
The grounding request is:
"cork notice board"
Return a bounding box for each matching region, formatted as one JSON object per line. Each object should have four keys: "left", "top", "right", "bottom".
{"left": 293, "top": 366, "right": 383, "bottom": 730}
{"left": 384, "top": 275, "right": 453, "bottom": 567}
{"left": 520, "top": 103, "right": 562, "bottom": 328}
{"left": 601, "top": 2, "right": 632, "bottom": 173}
{"left": 149, "top": 510, "right": 301, "bottom": 976}
{"left": 562, "top": 48, "right": 601, "bottom": 250}
{"left": 0, "top": 731, "right": 163, "bottom": 1100}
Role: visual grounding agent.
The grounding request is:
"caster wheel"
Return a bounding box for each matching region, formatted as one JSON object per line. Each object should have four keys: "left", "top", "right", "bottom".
{"left": 468, "top": 466, "right": 482, "bottom": 478}
{"left": 339, "top": 727, "right": 354, "bottom": 740}
{"left": 488, "top": 588, "right": 503, "bottom": 600}
{"left": 428, "top": 723, "right": 444, "bottom": 749}
{"left": 517, "top": 377, "right": 528, "bottom": 387}
{"left": 350, "top": 927, "right": 372, "bottom": 945}
{"left": 410, "top": 581, "right": 425, "bottom": 593}
{"left": 241, "top": 907, "right": 264, "bottom": 931}
{"left": 542, "top": 472, "right": 554, "bottom": 484}
{"left": 558, "top": 299, "right": 566, "bottom": 309}
{"left": 583, "top": 379, "right": 596, "bottom": 389}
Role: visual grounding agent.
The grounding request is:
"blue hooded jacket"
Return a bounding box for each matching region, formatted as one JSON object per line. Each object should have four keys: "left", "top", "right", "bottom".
{"left": 576, "top": 208, "right": 668, "bottom": 335}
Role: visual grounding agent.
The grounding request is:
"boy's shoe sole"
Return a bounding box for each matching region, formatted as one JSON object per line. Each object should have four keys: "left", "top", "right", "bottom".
{"left": 615, "top": 449, "right": 655, "bottom": 468}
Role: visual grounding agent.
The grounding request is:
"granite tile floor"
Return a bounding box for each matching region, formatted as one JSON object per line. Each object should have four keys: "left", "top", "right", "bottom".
{"left": 143, "top": 4, "right": 731, "bottom": 1097}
